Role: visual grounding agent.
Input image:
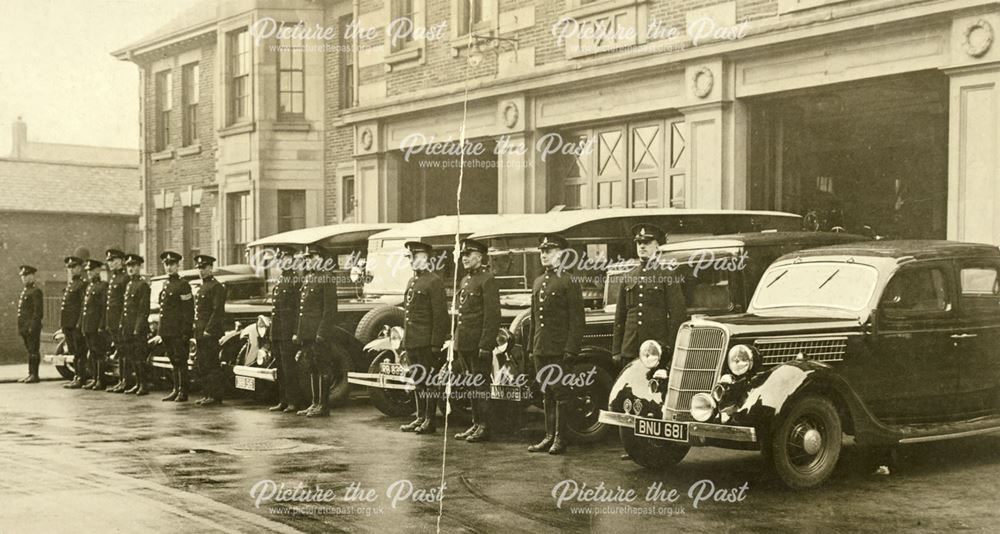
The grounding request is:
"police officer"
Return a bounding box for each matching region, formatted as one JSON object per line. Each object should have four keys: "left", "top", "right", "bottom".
{"left": 80, "top": 259, "right": 109, "bottom": 390}
{"left": 17, "top": 265, "right": 43, "bottom": 384}
{"left": 452, "top": 238, "right": 500, "bottom": 443}
{"left": 159, "top": 251, "right": 194, "bottom": 402}
{"left": 192, "top": 255, "right": 226, "bottom": 406}
{"left": 294, "top": 245, "right": 338, "bottom": 417}
{"left": 400, "top": 241, "right": 448, "bottom": 435}
{"left": 526, "top": 234, "right": 585, "bottom": 455}
{"left": 612, "top": 224, "right": 687, "bottom": 364}
{"left": 269, "top": 245, "right": 304, "bottom": 413}
{"left": 121, "top": 254, "right": 151, "bottom": 395}
{"left": 103, "top": 249, "right": 131, "bottom": 393}
{"left": 61, "top": 256, "right": 88, "bottom": 389}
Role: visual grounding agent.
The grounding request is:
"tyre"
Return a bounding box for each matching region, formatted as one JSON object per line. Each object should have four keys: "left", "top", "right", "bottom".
{"left": 564, "top": 362, "right": 614, "bottom": 444}
{"left": 620, "top": 426, "right": 689, "bottom": 469}
{"left": 354, "top": 306, "right": 405, "bottom": 345}
{"left": 54, "top": 340, "right": 74, "bottom": 380}
{"left": 368, "top": 351, "right": 417, "bottom": 417}
{"left": 327, "top": 345, "right": 354, "bottom": 407}
{"left": 767, "top": 395, "right": 842, "bottom": 490}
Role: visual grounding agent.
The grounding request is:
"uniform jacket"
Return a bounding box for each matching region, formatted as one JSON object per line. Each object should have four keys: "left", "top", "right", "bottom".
{"left": 60, "top": 275, "right": 86, "bottom": 329}
{"left": 121, "top": 275, "right": 150, "bottom": 338}
{"left": 454, "top": 265, "right": 500, "bottom": 352}
{"left": 194, "top": 276, "right": 227, "bottom": 338}
{"left": 296, "top": 270, "right": 338, "bottom": 343}
{"left": 158, "top": 273, "right": 194, "bottom": 338}
{"left": 17, "top": 283, "right": 43, "bottom": 336}
{"left": 527, "top": 267, "right": 585, "bottom": 357}
{"left": 104, "top": 268, "right": 129, "bottom": 332}
{"left": 270, "top": 272, "right": 301, "bottom": 341}
{"left": 80, "top": 277, "right": 108, "bottom": 334}
{"left": 403, "top": 269, "right": 448, "bottom": 350}
{"left": 612, "top": 257, "right": 687, "bottom": 359}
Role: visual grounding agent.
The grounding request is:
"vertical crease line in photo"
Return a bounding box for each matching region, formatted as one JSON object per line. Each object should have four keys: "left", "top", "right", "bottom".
{"left": 438, "top": 6, "right": 477, "bottom": 533}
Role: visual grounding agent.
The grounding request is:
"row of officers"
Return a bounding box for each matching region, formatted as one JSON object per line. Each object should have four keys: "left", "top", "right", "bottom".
{"left": 15, "top": 223, "right": 686, "bottom": 455}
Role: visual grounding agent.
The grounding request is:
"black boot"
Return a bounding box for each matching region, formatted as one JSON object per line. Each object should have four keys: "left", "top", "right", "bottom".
{"left": 162, "top": 369, "right": 179, "bottom": 401}
{"left": 134, "top": 363, "right": 149, "bottom": 396}
{"left": 24, "top": 355, "right": 40, "bottom": 384}
{"left": 415, "top": 395, "right": 437, "bottom": 434}
{"left": 455, "top": 397, "right": 478, "bottom": 440}
{"left": 297, "top": 375, "right": 317, "bottom": 416}
{"left": 466, "top": 396, "right": 490, "bottom": 442}
{"left": 107, "top": 359, "right": 125, "bottom": 392}
{"left": 87, "top": 361, "right": 103, "bottom": 390}
{"left": 307, "top": 375, "right": 329, "bottom": 417}
{"left": 401, "top": 391, "right": 425, "bottom": 432}
{"left": 174, "top": 365, "right": 189, "bottom": 402}
{"left": 548, "top": 402, "right": 568, "bottom": 455}
{"left": 125, "top": 360, "right": 141, "bottom": 394}
{"left": 529, "top": 397, "right": 556, "bottom": 452}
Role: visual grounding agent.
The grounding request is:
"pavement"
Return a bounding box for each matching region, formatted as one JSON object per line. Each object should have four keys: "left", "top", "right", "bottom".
{"left": 0, "top": 362, "right": 63, "bottom": 383}
{"left": 1, "top": 381, "right": 999, "bottom": 533}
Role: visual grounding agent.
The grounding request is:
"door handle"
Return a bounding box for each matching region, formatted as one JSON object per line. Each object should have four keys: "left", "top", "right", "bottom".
{"left": 950, "top": 333, "right": 977, "bottom": 339}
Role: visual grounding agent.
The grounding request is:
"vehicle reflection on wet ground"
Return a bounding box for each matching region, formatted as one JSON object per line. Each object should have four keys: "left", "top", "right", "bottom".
{"left": 1, "top": 383, "right": 997, "bottom": 533}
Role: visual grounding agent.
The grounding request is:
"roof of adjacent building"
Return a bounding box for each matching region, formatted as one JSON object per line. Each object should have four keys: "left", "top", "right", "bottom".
{"left": 13, "top": 141, "right": 136, "bottom": 167}
{"left": 0, "top": 158, "right": 140, "bottom": 217}
{"left": 112, "top": 0, "right": 219, "bottom": 58}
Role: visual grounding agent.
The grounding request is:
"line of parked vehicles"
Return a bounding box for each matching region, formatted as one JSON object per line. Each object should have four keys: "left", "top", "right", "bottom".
{"left": 43, "top": 207, "right": 1000, "bottom": 489}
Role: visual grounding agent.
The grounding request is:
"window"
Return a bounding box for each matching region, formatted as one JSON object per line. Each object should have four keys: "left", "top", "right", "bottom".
{"left": 182, "top": 63, "right": 199, "bottom": 145}
{"left": 277, "top": 190, "right": 306, "bottom": 233}
{"left": 155, "top": 70, "right": 172, "bottom": 151}
{"left": 457, "top": 0, "right": 485, "bottom": 36}
{"left": 339, "top": 15, "right": 354, "bottom": 109}
{"left": 184, "top": 206, "right": 201, "bottom": 267}
{"left": 157, "top": 207, "right": 172, "bottom": 273}
{"left": 390, "top": 0, "right": 416, "bottom": 51}
{"left": 881, "top": 266, "right": 952, "bottom": 317}
{"left": 959, "top": 263, "right": 1000, "bottom": 315}
{"left": 342, "top": 175, "right": 356, "bottom": 221}
{"left": 228, "top": 29, "right": 251, "bottom": 124}
{"left": 277, "top": 28, "right": 305, "bottom": 118}
{"left": 228, "top": 192, "right": 252, "bottom": 262}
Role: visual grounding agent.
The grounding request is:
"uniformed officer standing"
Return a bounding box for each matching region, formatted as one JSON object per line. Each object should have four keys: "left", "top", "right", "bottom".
{"left": 80, "top": 259, "right": 109, "bottom": 390}
{"left": 120, "top": 254, "right": 151, "bottom": 395}
{"left": 61, "top": 256, "right": 89, "bottom": 389}
{"left": 526, "top": 234, "right": 585, "bottom": 455}
{"left": 294, "top": 245, "right": 339, "bottom": 417}
{"left": 452, "top": 238, "right": 501, "bottom": 443}
{"left": 193, "top": 255, "right": 226, "bottom": 406}
{"left": 612, "top": 224, "right": 687, "bottom": 363}
{"left": 16, "top": 265, "right": 43, "bottom": 384}
{"left": 159, "top": 251, "right": 194, "bottom": 402}
{"left": 103, "top": 249, "right": 131, "bottom": 393}
{"left": 269, "top": 245, "right": 305, "bottom": 413}
{"left": 400, "top": 241, "right": 448, "bottom": 435}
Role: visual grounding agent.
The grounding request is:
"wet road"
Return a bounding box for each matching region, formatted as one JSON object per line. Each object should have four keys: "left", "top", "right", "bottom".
{"left": 2, "top": 382, "right": 999, "bottom": 533}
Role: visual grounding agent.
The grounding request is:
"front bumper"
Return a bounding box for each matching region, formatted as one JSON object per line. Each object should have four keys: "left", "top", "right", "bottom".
{"left": 598, "top": 410, "right": 758, "bottom": 443}
{"left": 347, "top": 371, "right": 413, "bottom": 391}
{"left": 150, "top": 356, "right": 194, "bottom": 371}
{"left": 233, "top": 365, "right": 277, "bottom": 382}
{"left": 43, "top": 354, "right": 73, "bottom": 366}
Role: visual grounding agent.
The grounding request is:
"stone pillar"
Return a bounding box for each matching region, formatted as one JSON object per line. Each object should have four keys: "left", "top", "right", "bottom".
{"left": 497, "top": 131, "right": 547, "bottom": 214}
{"left": 945, "top": 13, "right": 1000, "bottom": 244}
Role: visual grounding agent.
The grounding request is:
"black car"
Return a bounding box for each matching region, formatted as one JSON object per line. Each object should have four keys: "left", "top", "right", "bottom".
{"left": 600, "top": 240, "right": 1000, "bottom": 489}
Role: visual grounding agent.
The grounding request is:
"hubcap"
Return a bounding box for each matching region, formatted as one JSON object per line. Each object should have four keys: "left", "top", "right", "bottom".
{"left": 802, "top": 428, "right": 823, "bottom": 455}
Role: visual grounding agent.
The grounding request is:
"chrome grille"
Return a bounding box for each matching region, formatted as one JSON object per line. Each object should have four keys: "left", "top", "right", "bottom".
{"left": 755, "top": 336, "right": 847, "bottom": 365}
{"left": 665, "top": 325, "right": 726, "bottom": 421}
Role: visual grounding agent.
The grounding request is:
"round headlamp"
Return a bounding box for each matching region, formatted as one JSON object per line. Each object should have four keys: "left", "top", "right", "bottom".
{"left": 256, "top": 315, "right": 270, "bottom": 339}
{"left": 495, "top": 328, "right": 511, "bottom": 353}
{"left": 690, "top": 392, "right": 717, "bottom": 422}
{"left": 389, "top": 326, "right": 405, "bottom": 351}
{"left": 638, "top": 340, "right": 662, "bottom": 369}
{"left": 727, "top": 344, "right": 755, "bottom": 376}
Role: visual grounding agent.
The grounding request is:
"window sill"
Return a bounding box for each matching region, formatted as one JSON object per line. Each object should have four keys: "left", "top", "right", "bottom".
{"left": 177, "top": 144, "right": 201, "bottom": 157}
{"left": 564, "top": 0, "right": 646, "bottom": 19}
{"left": 150, "top": 149, "right": 173, "bottom": 162}
{"left": 218, "top": 122, "right": 255, "bottom": 138}
{"left": 273, "top": 121, "right": 311, "bottom": 132}
{"left": 450, "top": 27, "right": 496, "bottom": 56}
{"left": 385, "top": 46, "right": 422, "bottom": 69}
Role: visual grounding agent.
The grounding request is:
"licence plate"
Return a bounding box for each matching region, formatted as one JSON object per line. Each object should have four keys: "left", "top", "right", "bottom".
{"left": 634, "top": 417, "right": 688, "bottom": 443}
{"left": 490, "top": 384, "right": 524, "bottom": 401}
{"left": 235, "top": 376, "right": 256, "bottom": 391}
{"left": 380, "top": 362, "right": 405, "bottom": 375}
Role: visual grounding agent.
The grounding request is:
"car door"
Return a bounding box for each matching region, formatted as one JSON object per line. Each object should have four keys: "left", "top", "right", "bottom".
{"left": 954, "top": 258, "right": 1000, "bottom": 417}
{"left": 870, "top": 261, "right": 960, "bottom": 422}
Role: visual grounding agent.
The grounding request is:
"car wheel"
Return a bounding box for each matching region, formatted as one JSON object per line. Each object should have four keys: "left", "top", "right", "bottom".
{"left": 620, "top": 426, "right": 689, "bottom": 469}
{"left": 368, "top": 351, "right": 417, "bottom": 417}
{"left": 327, "top": 346, "right": 354, "bottom": 407}
{"left": 354, "top": 306, "right": 405, "bottom": 345}
{"left": 564, "top": 363, "right": 614, "bottom": 444}
{"left": 55, "top": 364, "right": 75, "bottom": 380}
{"left": 768, "top": 395, "right": 842, "bottom": 490}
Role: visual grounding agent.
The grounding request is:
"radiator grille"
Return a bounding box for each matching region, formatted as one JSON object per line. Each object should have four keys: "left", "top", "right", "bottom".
{"left": 755, "top": 337, "right": 847, "bottom": 365}
{"left": 665, "top": 325, "right": 726, "bottom": 421}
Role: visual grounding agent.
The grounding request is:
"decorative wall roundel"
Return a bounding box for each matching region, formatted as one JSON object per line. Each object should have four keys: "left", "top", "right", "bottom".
{"left": 359, "top": 128, "right": 374, "bottom": 151}
{"left": 692, "top": 67, "right": 714, "bottom": 99}
{"left": 963, "top": 19, "right": 994, "bottom": 58}
{"left": 502, "top": 101, "right": 519, "bottom": 129}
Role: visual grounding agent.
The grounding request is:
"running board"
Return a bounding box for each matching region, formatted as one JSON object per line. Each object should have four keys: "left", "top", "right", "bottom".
{"left": 894, "top": 416, "right": 1000, "bottom": 444}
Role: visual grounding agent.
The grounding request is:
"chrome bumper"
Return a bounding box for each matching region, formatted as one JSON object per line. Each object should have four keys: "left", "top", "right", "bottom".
{"left": 43, "top": 354, "right": 73, "bottom": 366}
{"left": 347, "top": 371, "right": 413, "bottom": 391}
{"left": 233, "top": 365, "right": 277, "bottom": 382}
{"left": 150, "top": 356, "right": 194, "bottom": 370}
{"left": 598, "top": 410, "right": 758, "bottom": 443}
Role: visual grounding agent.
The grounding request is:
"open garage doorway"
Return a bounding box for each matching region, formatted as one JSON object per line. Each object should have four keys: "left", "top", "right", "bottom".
{"left": 748, "top": 71, "right": 949, "bottom": 239}
{"left": 395, "top": 139, "right": 499, "bottom": 222}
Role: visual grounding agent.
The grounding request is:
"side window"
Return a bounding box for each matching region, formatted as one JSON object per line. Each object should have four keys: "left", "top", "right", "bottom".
{"left": 959, "top": 263, "right": 1000, "bottom": 316}
{"left": 880, "top": 266, "right": 952, "bottom": 318}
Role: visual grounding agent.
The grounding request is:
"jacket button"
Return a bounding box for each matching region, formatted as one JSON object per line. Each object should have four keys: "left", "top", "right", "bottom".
{"left": 638, "top": 312, "right": 643, "bottom": 317}
{"left": 638, "top": 321, "right": 643, "bottom": 325}
{"left": 639, "top": 303, "right": 643, "bottom": 307}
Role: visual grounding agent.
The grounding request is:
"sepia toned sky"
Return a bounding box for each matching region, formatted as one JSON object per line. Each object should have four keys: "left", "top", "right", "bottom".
{"left": 0, "top": 0, "right": 202, "bottom": 152}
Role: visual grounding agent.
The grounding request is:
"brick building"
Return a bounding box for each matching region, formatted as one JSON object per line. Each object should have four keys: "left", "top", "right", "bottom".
{"left": 0, "top": 118, "right": 139, "bottom": 363}
{"left": 118, "top": 0, "right": 1000, "bottom": 251}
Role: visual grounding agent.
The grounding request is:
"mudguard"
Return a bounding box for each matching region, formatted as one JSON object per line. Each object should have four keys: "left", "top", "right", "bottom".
{"left": 364, "top": 335, "right": 393, "bottom": 354}
{"left": 606, "top": 359, "right": 667, "bottom": 418}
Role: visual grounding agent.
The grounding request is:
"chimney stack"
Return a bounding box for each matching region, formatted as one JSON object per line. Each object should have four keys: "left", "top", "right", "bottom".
{"left": 11, "top": 116, "right": 27, "bottom": 158}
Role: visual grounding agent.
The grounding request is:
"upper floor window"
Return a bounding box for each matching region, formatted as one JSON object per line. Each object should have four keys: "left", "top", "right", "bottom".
{"left": 457, "top": 0, "right": 486, "bottom": 36}
{"left": 182, "top": 63, "right": 199, "bottom": 146}
{"left": 390, "top": 0, "right": 416, "bottom": 51}
{"left": 155, "top": 70, "right": 172, "bottom": 151}
{"left": 339, "top": 15, "right": 354, "bottom": 109}
{"left": 228, "top": 28, "right": 251, "bottom": 124}
{"left": 277, "top": 28, "right": 305, "bottom": 118}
